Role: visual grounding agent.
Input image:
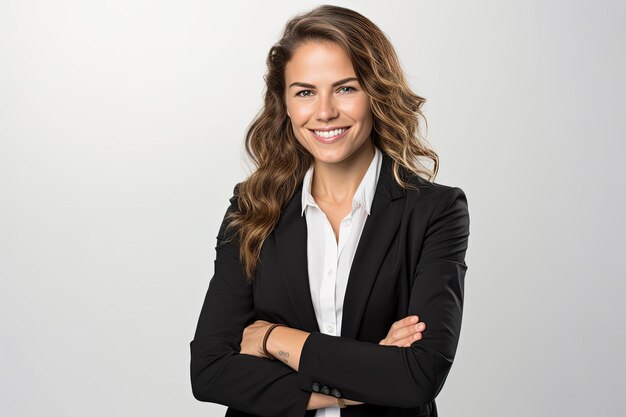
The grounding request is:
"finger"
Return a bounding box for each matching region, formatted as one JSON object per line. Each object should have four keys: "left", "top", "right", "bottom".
{"left": 390, "top": 321, "right": 426, "bottom": 342}
{"left": 391, "top": 315, "right": 419, "bottom": 331}
{"left": 380, "top": 327, "right": 424, "bottom": 346}
{"left": 398, "top": 331, "right": 423, "bottom": 347}
{"left": 386, "top": 316, "right": 420, "bottom": 338}
{"left": 383, "top": 316, "right": 425, "bottom": 344}
{"left": 396, "top": 329, "right": 423, "bottom": 346}
{"left": 380, "top": 331, "right": 423, "bottom": 347}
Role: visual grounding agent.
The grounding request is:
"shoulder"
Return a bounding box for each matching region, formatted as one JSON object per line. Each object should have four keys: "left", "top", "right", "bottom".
{"left": 214, "top": 182, "right": 243, "bottom": 243}
{"left": 225, "top": 182, "right": 243, "bottom": 213}
{"left": 401, "top": 167, "right": 466, "bottom": 205}
{"left": 379, "top": 152, "right": 467, "bottom": 211}
{"left": 230, "top": 182, "right": 241, "bottom": 203}
{"left": 398, "top": 169, "right": 469, "bottom": 226}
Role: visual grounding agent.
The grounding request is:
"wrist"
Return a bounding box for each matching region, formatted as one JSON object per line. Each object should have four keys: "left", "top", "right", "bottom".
{"left": 307, "top": 393, "right": 341, "bottom": 410}
{"left": 262, "top": 323, "right": 285, "bottom": 360}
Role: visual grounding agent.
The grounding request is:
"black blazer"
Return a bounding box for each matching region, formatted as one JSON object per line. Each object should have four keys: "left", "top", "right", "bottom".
{"left": 190, "top": 152, "right": 470, "bottom": 417}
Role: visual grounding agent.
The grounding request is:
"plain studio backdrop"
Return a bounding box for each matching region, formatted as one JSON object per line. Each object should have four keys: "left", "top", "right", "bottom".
{"left": 1, "top": 1, "right": 624, "bottom": 416}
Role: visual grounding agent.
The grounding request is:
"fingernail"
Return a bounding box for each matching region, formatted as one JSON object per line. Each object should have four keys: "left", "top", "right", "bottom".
{"left": 410, "top": 316, "right": 418, "bottom": 323}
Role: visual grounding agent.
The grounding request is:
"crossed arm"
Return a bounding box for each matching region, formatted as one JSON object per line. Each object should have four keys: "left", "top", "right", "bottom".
{"left": 240, "top": 315, "right": 426, "bottom": 409}
{"left": 190, "top": 186, "right": 469, "bottom": 415}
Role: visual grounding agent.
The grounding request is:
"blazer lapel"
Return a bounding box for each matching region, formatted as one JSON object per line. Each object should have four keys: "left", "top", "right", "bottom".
{"left": 273, "top": 182, "right": 320, "bottom": 333}
{"left": 341, "top": 154, "right": 404, "bottom": 339}
{"left": 273, "top": 153, "right": 405, "bottom": 338}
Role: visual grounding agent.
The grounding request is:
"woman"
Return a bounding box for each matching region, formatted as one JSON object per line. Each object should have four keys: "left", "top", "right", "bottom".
{"left": 190, "top": 5, "right": 470, "bottom": 417}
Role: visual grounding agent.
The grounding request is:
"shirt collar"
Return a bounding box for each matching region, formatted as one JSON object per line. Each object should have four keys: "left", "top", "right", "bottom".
{"left": 301, "top": 145, "right": 382, "bottom": 217}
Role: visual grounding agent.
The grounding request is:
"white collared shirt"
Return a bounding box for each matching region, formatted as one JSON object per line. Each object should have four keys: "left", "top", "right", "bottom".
{"left": 300, "top": 145, "right": 383, "bottom": 416}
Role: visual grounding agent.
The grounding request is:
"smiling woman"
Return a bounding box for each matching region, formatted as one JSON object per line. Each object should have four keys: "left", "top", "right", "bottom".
{"left": 285, "top": 41, "right": 374, "bottom": 166}
{"left": 190, "top": 4, "right": 470, "bottom": 417}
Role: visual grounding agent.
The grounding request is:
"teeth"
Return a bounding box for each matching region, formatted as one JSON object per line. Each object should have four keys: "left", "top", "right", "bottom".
{"left": 313, "top": 127, "right": 348, "bottom": 138}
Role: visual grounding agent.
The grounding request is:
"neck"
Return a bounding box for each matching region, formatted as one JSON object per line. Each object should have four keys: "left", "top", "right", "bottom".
{"left": 311, "top": 140, "right": 376, "bottom": 206}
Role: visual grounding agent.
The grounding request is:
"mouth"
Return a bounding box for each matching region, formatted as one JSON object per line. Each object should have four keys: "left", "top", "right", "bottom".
{"left": 308, "top": 126, "right": 351, "bottom": 144}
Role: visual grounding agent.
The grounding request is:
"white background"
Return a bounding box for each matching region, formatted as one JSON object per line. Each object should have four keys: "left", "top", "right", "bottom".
{"left": 1, "top": 1, "right": 624, "bottom": 416}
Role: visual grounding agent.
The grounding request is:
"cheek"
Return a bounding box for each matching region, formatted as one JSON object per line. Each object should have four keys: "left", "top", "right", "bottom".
{"left": 290, "top": 122, "right": 311, "bottom": 147}
{"left": 290, "top": 104, "right": 313, "bottom": 122}
{"left": 344, "top": 98, "right": 372, "bottom": 123}
{"left": 286, "top": 106, "right": 306, "bottom": 127}
{"left": 357, "top": 100, "right": 373, "bottom": 122}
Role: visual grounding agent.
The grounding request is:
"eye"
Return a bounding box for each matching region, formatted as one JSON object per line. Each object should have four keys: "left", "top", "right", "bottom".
{"left": 295, "top": 90, "right": 313, "bottom": 97}
{"left": 338, "top": 86, "right": 357, "bottom": 93}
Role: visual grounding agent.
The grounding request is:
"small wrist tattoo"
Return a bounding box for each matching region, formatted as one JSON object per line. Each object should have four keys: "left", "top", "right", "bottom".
{"left": 278, "top": 350, "right": 290, "bottom": 363}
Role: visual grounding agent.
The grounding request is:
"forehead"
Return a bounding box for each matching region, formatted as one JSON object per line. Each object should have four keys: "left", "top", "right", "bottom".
{"left": 285, "top": 41, "right": 356, "bottom": 83}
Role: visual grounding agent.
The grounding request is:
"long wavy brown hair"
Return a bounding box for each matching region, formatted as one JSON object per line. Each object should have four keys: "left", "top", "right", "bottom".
{"left": 225, "top": 4, "right": 439, "bottom": 283}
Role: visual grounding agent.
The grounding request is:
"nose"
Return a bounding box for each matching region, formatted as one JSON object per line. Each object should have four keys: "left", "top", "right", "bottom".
{"left": 316, "top": 92, "right": 339, "bottom": 122}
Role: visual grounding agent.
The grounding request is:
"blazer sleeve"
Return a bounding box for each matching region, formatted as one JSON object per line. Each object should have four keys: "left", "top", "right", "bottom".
{"left": 190, "top": 184, "right": 312, "bottom": 416}
{"left": 296, "top": 186, "right": 470, "bottom": 408}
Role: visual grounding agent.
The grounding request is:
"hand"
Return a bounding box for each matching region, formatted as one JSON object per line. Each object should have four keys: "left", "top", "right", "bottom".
{"left": 344, "top": 398, "right": 365, "bottom": 406}
{"left": 379, "top": 315, "right": 426, "bottom": 347}
{"left": 343, "top": 316, "right": 426, "bottom": 408}
{"left": 307, "top": 393, "right": 365, "bottom": 409}
{"left": 240, "top": 319, "right": 274, "bottom": 359}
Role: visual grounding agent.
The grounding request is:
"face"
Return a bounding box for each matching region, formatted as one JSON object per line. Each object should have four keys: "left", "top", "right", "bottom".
{"left": 284, "top": 41, "right": 374, "bottom": 167}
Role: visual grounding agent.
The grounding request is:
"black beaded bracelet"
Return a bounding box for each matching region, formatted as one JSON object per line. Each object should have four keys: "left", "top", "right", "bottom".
{"left": 262, "top": 323, "right": 286, "bottom": 360}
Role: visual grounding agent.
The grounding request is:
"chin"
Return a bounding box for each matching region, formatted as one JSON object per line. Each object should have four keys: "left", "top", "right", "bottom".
{"left": 309, "top": 148, "right": 354, "bottom": 165}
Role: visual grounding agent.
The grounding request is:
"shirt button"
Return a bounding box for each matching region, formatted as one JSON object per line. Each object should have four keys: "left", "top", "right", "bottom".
{"left": 327, "top": 269, "right": 334, "bottom": 276}
{"left": 326, "top": 325, "right": 334, "bottom": 333}
{"left": 344, "top": 218, "right": 351, "bottom": 226}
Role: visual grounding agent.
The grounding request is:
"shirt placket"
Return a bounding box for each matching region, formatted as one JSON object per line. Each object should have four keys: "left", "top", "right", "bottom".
{"left": 337, "top": 207, "right": 356, "bottom": 260}
{"left": 319, "top": 213, "right": 338, "bottom": 337}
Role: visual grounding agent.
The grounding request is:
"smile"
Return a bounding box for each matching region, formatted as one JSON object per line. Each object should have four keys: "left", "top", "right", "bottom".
{"left": 308, "top": 127, "right": 351, "bottom": 144}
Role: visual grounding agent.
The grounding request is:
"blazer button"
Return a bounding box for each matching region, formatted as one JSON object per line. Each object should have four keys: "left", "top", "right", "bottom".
{"left": 331, "top": 387, "right": 343, "bottom": 398}
{"left": 312, "top": 382, "right": 320, "bottom": 393}
{"left": 321, "top": 385, "right": 331, "bottom": 395}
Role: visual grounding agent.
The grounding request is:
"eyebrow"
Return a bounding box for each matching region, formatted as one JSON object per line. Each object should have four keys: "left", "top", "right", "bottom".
{"left": 288, "top": 77, "right": 359, "bottom": 89}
